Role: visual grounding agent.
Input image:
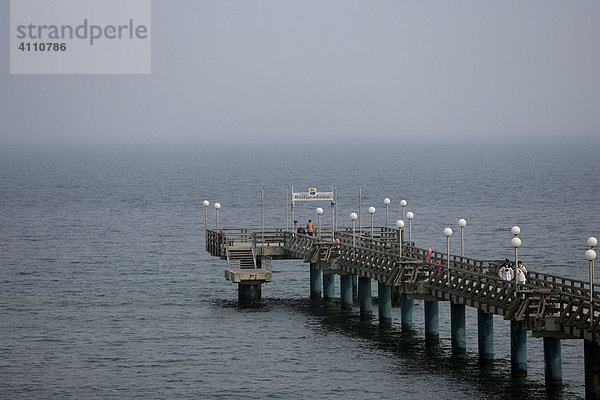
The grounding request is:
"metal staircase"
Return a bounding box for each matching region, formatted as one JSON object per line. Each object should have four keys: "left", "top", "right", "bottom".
{"left": 225, "top": 238, "right": 257, "bottom": 269}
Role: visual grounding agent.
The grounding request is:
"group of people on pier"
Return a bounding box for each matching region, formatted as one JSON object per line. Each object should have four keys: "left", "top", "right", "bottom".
{"left": 296, "top": 219, "right": 314, "bottom": 236}
{"left": 498, "top": 259, "right": 528, "bottom": 284}
{"left": 295, "top": 223, "right": 530, "bottom": 286}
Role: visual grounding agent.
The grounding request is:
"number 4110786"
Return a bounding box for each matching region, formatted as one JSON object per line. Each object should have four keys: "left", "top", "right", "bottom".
{"left": 18, "top": 42, "right": 67, "bottom": 52}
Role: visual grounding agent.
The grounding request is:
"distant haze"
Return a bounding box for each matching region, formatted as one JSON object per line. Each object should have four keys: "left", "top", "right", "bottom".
{"left": 2, "top": 1, "right": 600, "bottom": 149}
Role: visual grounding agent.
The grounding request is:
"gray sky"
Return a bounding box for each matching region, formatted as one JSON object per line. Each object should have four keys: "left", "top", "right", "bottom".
{"left": 2, "top": 0, "right": 600, "bottom": 148}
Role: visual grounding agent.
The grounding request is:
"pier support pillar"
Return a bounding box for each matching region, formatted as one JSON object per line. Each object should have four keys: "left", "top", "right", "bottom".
{"left": 340, "top": 275, "right": 353, "bottom": 312}
{"left": 238, "top": 283, "right": 261, "bottom": 305}
{"left": 543, "top": 337, "right": 562, "bottom": 388}
{"left": 585, "top": 340, "right": 600, "bottom": 399}
{"left": 477, "top": 309, "right": 494, "bottom": 364}
{"left": 309, "top": 263, "right": 322, "bottom": 302}
{"left": 378, "top": 283, "right": 392, "bottom": 328}
{"left": 451, "top": 303, "right": 466, "bottom": 354}
{"left": 358, "top": 277, "right": 373, "bottom": 321}
{"left": 401, "top": 294, "right": 416, "bottom": 335}
{"left": 352, "top": 275, "right": 358, "bottom": 300}
{"left": 323, "top": 273, "right": 336, "bottom": 307}
{"left": 391, "top": 287, "right": 401, "bottom": 307}
{"left": 424, "top": 300, "right": 439, "bottom": 345}
{"left": 510, "top": 320, "right": 528, "bottom": 377}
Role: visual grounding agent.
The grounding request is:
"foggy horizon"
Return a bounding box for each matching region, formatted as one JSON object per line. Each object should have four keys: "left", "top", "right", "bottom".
{"left": 2, "top": 1, "right": 600, "bottom": 149}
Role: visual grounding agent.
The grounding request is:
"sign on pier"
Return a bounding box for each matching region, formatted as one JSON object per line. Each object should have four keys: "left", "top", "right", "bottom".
{"left": 292, "top": 188, "right": 334, "bottom": 201}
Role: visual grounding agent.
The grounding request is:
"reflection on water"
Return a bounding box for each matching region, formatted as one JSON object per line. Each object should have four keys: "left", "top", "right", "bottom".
{"left": 1, "top": 144, "right": 594, "bottom": 399}
{"left": 213, "top": 297, "right": 581, "bottom": 400}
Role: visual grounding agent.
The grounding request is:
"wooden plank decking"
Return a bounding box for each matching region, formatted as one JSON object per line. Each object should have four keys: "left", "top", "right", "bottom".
{"left": 206, "top": 227, "right": 599, "bottom": 342}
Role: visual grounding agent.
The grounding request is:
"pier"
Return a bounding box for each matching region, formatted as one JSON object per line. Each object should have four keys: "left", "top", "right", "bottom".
{"left": 205, "top": 215, "right": 599, "bottom": 398}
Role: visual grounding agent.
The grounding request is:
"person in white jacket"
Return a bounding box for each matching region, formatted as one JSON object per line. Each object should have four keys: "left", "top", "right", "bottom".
{"left": 516, "top": 261, "right": 527, "bottom": 284}
{"left": 498, "top": 259, "right": 514, "bottom": 281}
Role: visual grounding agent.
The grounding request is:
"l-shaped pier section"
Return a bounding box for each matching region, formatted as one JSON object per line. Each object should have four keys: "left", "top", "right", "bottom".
{"left": 206, "top": 226, "right": 600, "bottom": 398}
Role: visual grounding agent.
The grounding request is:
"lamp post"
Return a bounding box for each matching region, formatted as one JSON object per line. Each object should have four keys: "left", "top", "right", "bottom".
{"left": 316, "top": 207, "right": 323, "bottom": 239}
{"left": 291, "top": 186, "right": 295, "bottom": 230}
{"left": 368, "top": 207, "right": 376, "bottom": 239}
{"left": 444, "top": 227, "right": 452, "bottom": 286}
{"left": 458, "top": 218, "right": 466, "bottom": 258}
{"left": 203, "top": 200, "right": 209, "bottom": 230}
{"left": 214, "top": 202, "right": 221, "bottom": 231}
{"left": 400, "top": 200, "right": 407, "bottom": 222}
{"left": 331, "top": 186, "right": 335, "bottom": 233}
{"left": 261, "top": 188, "right": 264, "bottom": 245}
{"left": 396, "top": 219, "right": 405, "bottom": 257}
{"left": 587, "top": 236, "right": 597, "bottom": 321}
{"left": 350, "top": 212, "right": 358, "bottom": 261}
{"left": 384, "top": 198, "right": 391, "bottom": 228}
{"left": 285, "top": 188, "right": 289, "bottom": 231}
{"left": 350, "top": 213, "right": 358, "bottom": 247}
{"left": 359, "top": 187, "right": 362, "bottom": 232}
{"left": 406, "top": 212, "right": 414, "bottom": 244}
{"left": 511, "top": 226, "right": 521, "bottom": 288}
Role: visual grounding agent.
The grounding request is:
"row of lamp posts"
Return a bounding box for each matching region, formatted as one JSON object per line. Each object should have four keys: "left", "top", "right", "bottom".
{"left": 301, "top": 197, "right": 404, "bottom": 243}
{"left": 203, "top": 200, "right": 221, "bottom": 231}
{"left": 343, "top": 198, "right": 410, "bottom": 258}
{"left": 322, "top": 200, "right": 597, "bottom": 324}
{"left": 206, "top": 195, "right": 597, "bottom": 322}
{"left": 356, "top": 198, "right": 412, "bottom": 241}
{"left": 442, "top": 219, "right": 467, "bottom": 286}
{"left": 315, "top": 197, "right": 411, "bottom": 241}
{"left": 587, "top": 237, "right": 597, "bottom": 320}
{"left": 443, "top": 222, "right": 515, "bottom": 289}
{"left": 511, "top": 225, "right": 521, "bottom": 287}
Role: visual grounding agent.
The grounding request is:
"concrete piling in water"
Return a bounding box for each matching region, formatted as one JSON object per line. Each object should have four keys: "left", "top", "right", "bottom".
{"left": 340, "top": 274, "right": 353, "bottom": 312}
{"left": 543, "top": 337, "right": 562, "bottom": 387}
{"left": 400, "top": 294, "right": 416, "bottom": 335}
{"left": 378, "top": 283, "right": 392, "bottom": 327}
{"left": 238, "top": 283, "right": 261, "bottom": 305}
{"left": 585, "top": 340, "right": 600, "bottom": 399}
{"left": 451, "top": 303, "right": 466, "bottom": 354}
{"left": 212, "top": 223, "right": 595, "bottom": 394}
{"left": 424, "top": 300, "right": 439, "bottom": 345}
{"left": 323, "top": 273, "right": 336, "bottom": 306}
{"left": 359, "top": 277, "right": 373, "bottom": 321}
{"left": 391, "top": 287, "right": 401, "bottom": 307}
{"left": 477, "top": 309, "right": 494, "bottom": 364}
{"left": 510, "top": 320, "right": 528, "bottom": 377}
{"left": 310, "top": 263, "right": 322, "bottom": 301}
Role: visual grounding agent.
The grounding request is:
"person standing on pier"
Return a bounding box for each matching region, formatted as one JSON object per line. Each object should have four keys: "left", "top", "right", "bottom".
{"left": 297, "top": 224, "right": 306, "bottom": 234}
{"left": 498, "top": 259, "right": 514, "bottom": 281}
{"left": 307, "top": 219, "right": 314, "bottom": 236}
{"left": 516, "top": 261, "right": 527, "bottom": 284}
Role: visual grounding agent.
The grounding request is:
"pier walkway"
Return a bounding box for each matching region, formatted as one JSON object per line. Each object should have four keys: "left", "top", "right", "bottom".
{"left": 206, "top": 226, "right": 600, "bottom": 397}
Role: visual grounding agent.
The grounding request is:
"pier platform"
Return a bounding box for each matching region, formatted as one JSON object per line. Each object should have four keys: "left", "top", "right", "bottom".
{"left": 206, "top": 225, "right": 600, "bottom": 397}
{"left": 224, "top": 268, "right": 272, "bottom": 283}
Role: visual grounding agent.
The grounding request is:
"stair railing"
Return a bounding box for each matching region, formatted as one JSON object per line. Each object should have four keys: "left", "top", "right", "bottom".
{"left": 224, "top": 234, "right": 234, "bottom": 268}
{"left": 250, "top": 241, "right": 258, "bottom": 269}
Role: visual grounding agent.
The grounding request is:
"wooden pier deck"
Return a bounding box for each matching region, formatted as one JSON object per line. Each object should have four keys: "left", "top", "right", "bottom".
{"left": 206, "top": 226, "right": 599, "bottom": 343}
{"left": 206, "top": 224, "right": 600, "bottom": 397}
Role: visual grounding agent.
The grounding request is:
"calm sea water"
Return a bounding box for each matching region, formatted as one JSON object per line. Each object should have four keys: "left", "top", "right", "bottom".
{"left": 1, "top": 142, "right": 598, "bottom": 399}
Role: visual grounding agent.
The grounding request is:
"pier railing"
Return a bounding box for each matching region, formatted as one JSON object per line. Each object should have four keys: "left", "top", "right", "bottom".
{"left": 206, "top": 229, "right": 224, "bottom": 256}
{"left": 334, "top": 230, "right": 501, "bottom": 274}
{"left": 206, "top": 227, "right": 599, "bottom": 340}
{"left": 208, "top": 227, "right": 599, "bottom": 295}
{"left": 527, "top": 271, "right": 600, "bottom": 301}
